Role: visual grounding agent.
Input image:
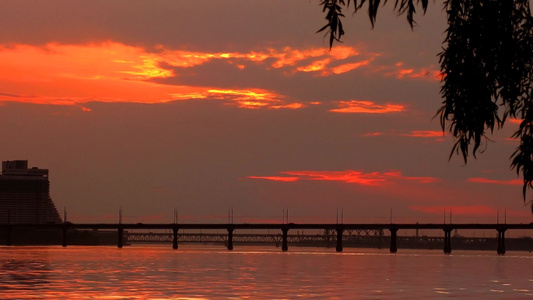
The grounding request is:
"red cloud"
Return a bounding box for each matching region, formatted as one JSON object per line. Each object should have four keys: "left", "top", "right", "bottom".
{"left": 402, "top": 131, "right": 444, "bottom": 138}
{"left": 362, "top": 130, "right": 444, "bottom": 141}
{"left": 468, "top": 178, "right": 522, "bottom": 185}
{"left": 248, "top": 170, "right": 439, "bottom": 185}
{"left": 400, "top": 130, "right": 445, "bottom": 142}
{"left": 330, "top": 100, "right": 405, "bottom": 114}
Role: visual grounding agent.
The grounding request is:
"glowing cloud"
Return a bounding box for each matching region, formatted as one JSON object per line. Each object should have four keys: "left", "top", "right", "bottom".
{"left": 402, "top": 131, "right": 444, "bottom": 138}
{"left": 248, "top": 170, "right": 438, "bottom": 185}
{"left": 363, "top": 132, "right": 384, "bottom": 137}
{"left": 173, "top": 89, "right": 304, "bottom": 110}
{"left": 383, "top": 62, "right": 441, "bottom": 81}
{"left": 331, "top": 59, "right": 372, "bottom": 75}
{"left": 0, "top": 42, "right": 304, "bottom": 109}
{"left": 330, "top": 100, "right": 405, "bottom": 114}
{"left": 270, "top": 47, "right": 326, "bottom": 68}
{"left": 400, "top": 130, "right": 445, "bottom": 141}
{"left": 0, "top": 41, "right": 435, "bottom": 109}
{"left": 247, "top": 176, "right": 299, "bottom": 182}
{"left": 266, "top": 45, "right": 376, "bottom": 76}
{"left": 296, "top": 58, "right": 331, "bottom": 73}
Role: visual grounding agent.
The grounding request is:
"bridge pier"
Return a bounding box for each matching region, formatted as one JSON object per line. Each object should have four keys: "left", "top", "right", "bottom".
{"left": 117, "top": 227, "right": 123, "bottom": 248}
{"left": 172, "top": 227, "right": 178, "bottom": 250}
{"left": 497, "top": 228, "right": 506, "bottom": 255}
{"left": 389, "top": 228, "right": 398, "bottom": 253}
{"left": 227, "top": 228, "right": 234, "bottom": 250}
{"left": 62, "top": 223, "right": 68, "bottom": 247}
{"left": 336, "top": 227, "right": 343, "bottom": 252}
{"left": 443, "top": 228, "right": 452, "bottom": 254}
{"left": 281, "top": 227, "right": 289, "bottom": 251}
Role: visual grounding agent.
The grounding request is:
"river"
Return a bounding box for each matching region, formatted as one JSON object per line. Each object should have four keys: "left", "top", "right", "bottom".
{"left": 0, "top": 245, "right": 532, "bottom": 299}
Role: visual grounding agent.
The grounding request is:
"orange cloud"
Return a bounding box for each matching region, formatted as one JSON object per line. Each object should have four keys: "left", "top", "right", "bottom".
{"left": 363, "top": 132, "right": 384, "bottom": 137}
{"left": 270, "top": 47, "right": 328, "bottom": 68}
{"left": 402, "top": 131, "right": 443, "bottom": 138}
{"left": 270, "top": 103, "right": 305, "bottom": 110}
{"left": 0, "top": 42, "right": 174, "bottom": 82}
{"left": 331, "top": 59, "right": 372, "bottom": 75}
{"left": 0, "top": 41, "right": 435, "bottom": 109}
{"left": 172, "top": 89, "right": 304, "bottom": 110}
{"left": 328, "top": 46, "right": 360, "bottom": 60}
{"left": 361, "top": 130, "right": 444, "bottom": 141}
{"left": 266, "top": 45, "right": 377, "bottom": 76}
{"left": 296, "top": 58, "right": 331, "bottom": 73}
{"left": 383, "top": 62, "right": 441, "bottom": 81}
{"left": 0, "top": 42, "right": 304, "bottom": 109}
{"left": 330, "top": 100, "right": 405, "bottom": 114}
{"left": 247, "top": 176, "right": 300, "bottom": 182}
{"left": 401, "top": 130, "right": 445, "bottom": 141}
{"left": 248, "top": 170, "right": 439, "bottom": 185}
{"left": 468, "top": 178, "right": 522, "bottom": 185}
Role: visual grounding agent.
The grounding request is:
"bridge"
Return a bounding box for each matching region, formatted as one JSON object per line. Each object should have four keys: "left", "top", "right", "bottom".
{"left": 126, "top": 228, "right": 385, "bottom": 248}
{"left": 126, "top": 231, "right": 533, "bottom": 252}
{"left": 1, "top": 222, "right": 532, "bottom": 255}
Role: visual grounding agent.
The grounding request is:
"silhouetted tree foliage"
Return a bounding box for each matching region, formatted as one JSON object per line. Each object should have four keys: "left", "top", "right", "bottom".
{"left": 318, "top": 0, "right": 533, "bottom": 209}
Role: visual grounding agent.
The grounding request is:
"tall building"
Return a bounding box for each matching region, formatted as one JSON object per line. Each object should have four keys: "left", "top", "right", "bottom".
{"left": 0, "top": 160, "right": 62, "bottom": 224}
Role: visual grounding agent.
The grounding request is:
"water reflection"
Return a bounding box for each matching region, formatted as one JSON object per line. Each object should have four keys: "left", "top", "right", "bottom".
{"left": 0, "top": 246, "right": 531, "bottom": 299}
{"left": 1, "top": 259, "right": 49, "bottom": 285}
{"left": 0, "top": 247, "right": 50, "bottom": 290}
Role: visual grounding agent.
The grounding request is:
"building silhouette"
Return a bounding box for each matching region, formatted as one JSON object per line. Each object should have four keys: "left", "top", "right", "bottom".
{"left": 0, "top": 160, "right": 61, "bottom": 224}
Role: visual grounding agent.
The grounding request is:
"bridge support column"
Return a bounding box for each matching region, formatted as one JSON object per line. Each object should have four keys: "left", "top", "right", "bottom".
{"left": 336, "top": 228, "right": 343, "bottom": 252}
{"left": 117, "top": 227, "right": 123, "bottom": 249}
{"left": 62, "top": 223, "right": 68, "bottom": 247}
{"left": 389, "top": 228, "right": 398, "bottom": 253}
{"left": 172, "top": 227, "right": 178, "bottom": 250}
{"left": 227, "top": 228, "right": 234, "bottom": 250}
{"left": 282, "top": 228, "right": 289, "bottom": 252}
{"left": 497, "top": 228, "right": 506, "bottom": 255}
{"left": 443, "top": 228, "right": 452, "bottom": 254}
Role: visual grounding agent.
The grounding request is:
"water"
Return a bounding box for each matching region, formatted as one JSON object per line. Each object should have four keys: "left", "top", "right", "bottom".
{"left": 0, "top": 245, "right": 532, "bottom": 299}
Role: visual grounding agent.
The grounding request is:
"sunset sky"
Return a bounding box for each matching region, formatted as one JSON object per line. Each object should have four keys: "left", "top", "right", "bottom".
{"left": 1, "top": 0, "right": 531, "bottom": 226}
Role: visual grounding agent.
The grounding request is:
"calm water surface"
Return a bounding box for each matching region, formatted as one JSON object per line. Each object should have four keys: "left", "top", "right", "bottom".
{"left": 0, "top": 245, "right": 532, "bottom": 299}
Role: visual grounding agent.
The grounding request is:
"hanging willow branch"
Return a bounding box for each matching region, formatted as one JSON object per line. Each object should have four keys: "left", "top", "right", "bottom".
{"left": 318, "top": 0, "right": 533, "bottom": 208}
{"left": 318, "top": 0, "right": 429, "bottom": 48}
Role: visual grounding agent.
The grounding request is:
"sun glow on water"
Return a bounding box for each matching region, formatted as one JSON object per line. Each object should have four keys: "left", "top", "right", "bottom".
{"left": 0, "top": 246, "right": 532, "bottom": 299}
